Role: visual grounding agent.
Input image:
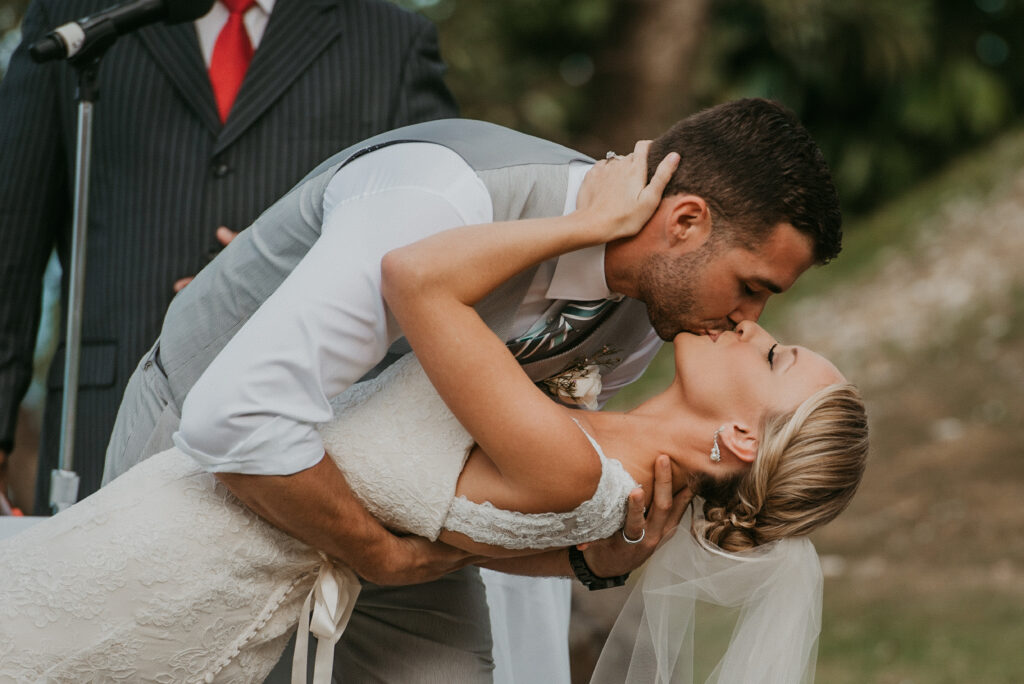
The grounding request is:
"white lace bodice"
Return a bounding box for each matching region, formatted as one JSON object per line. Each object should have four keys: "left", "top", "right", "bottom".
{"left": 318, "top": 353, "right": 474, "bottom": 540}
{"left": 320, "top": 353, "right": 637, "bottom": 549}
{"left": 443, "top": 424, "right": 636, "bottom": 549}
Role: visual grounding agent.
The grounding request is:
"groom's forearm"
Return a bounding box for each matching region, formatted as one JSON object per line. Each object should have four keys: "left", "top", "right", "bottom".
{"left": 478, "top": 546, "right": 637, "bottom": 580}
{"left": 480, "top": 458, "right": 690, "bottom": 580}
{"left": 478, "top": 550, "right": 573, "bottom": 578}
{"left": 216, "top": 454, "right": 478, "bottom": 585}
{"left": 216, "top": 454, "right": 382, "bottom": 564}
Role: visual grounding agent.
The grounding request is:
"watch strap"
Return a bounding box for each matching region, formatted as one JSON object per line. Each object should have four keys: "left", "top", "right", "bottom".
{"left": 568, "top": 546, "right": 629, "bottom": 591}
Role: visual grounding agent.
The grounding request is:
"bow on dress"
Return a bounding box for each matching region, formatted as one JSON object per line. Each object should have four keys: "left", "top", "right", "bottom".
{"left": 292, "top": 553, "right": 362, "bottom": 684}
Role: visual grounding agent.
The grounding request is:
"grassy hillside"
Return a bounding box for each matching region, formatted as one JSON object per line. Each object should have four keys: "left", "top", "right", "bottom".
{"left": 573, "top": 127, "right": 1024, "bottom": 683}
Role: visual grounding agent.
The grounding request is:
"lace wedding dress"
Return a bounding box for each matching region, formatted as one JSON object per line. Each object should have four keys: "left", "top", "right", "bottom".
{"left": 0, "top": 354, "right": 636, "bottom": 683}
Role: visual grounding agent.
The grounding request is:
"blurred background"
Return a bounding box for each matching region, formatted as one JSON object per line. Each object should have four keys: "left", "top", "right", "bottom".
{"left": 2, "top": 0, "right": 1022, "bottom": 681}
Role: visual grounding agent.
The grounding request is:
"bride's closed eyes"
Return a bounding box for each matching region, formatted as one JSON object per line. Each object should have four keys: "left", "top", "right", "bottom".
{"left": 768, "top": 343, "right": 778, "bottom": 369}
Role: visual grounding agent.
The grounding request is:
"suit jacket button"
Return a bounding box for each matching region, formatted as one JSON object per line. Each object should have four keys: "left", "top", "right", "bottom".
{"left": 213, "top": 162, "right": 230, "bottom": 178}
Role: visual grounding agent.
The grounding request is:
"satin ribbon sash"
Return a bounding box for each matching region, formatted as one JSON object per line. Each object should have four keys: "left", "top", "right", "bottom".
{"left": 292, "top": 553, "right": 361, "bottom": 684}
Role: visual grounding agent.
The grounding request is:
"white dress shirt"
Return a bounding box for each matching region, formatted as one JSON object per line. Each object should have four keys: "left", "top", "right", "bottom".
{"left": 194, "top": 0, "right": 275, "bottom": 66}
{"left": 175, "top": 142, "right": 661, "bottom": 475}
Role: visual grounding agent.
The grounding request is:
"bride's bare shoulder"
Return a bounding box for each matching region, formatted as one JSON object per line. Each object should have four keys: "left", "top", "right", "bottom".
{"left": 454, "top": 425, "right": 604, "bottom": 515}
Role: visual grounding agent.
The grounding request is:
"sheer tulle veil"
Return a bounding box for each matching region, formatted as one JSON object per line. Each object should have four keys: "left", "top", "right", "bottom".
{"left": 591, "top": 509, "right": 823, "bottom": 684}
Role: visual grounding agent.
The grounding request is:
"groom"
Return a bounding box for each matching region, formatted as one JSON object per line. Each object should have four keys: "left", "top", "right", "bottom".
{"left": 103, "top": 98, "right": 841, "bottom": 681}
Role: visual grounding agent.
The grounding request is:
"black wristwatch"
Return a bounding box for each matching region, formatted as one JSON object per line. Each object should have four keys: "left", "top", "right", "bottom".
{"left": 568, "top": 546, "right": 629, "bottom": 591}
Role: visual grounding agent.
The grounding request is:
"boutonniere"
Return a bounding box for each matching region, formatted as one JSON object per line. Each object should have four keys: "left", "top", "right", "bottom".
{"left": 541, "top": 346, "right": 620, "bottom": 411}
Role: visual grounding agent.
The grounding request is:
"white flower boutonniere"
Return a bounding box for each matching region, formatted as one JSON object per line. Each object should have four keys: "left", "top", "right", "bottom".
{"left": 541, "top": 347, "right": 620, "bottom": 411}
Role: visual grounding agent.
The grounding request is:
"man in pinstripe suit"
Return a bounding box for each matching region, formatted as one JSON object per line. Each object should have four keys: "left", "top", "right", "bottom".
{"left": 0, "top": 0, "right": 457, "bottom": 514}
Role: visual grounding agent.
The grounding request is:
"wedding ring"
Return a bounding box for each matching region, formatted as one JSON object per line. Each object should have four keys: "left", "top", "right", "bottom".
{"left": 605, "top": 150, "right": 622, "bottom": 160}
{"left": 621, "top": 528, "right": 645, "bottom": 544}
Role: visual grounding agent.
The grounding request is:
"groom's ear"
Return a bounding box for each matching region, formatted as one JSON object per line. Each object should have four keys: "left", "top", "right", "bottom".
{"left": 664, "top": 194, "right": 712, "bottom": 252}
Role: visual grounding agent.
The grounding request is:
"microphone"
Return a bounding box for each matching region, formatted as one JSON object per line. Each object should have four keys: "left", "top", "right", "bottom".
{"left": 30, "top": 0, "right": 215, "bottom": 62}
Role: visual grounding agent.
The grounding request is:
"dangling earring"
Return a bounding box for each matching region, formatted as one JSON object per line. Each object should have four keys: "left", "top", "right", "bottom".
{"left": 710, "top": 426, "right": 724, "bottom": 463}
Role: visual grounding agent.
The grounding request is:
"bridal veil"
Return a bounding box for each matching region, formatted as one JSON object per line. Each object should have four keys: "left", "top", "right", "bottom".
{"left": 591, "top": 509, "right": 823, "bottom": 684}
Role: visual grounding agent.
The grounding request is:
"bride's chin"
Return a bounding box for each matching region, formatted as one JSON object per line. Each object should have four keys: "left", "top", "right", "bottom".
{"left": 672, "top": 332, "right": 701, "bottom": 353}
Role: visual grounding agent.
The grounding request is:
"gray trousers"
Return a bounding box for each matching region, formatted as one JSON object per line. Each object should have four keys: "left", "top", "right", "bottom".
{"left": 103, "top": 348, "right": 495, "bottom": 682}
{"left": 264, "top": 569, "right": 494, "bottom": 683}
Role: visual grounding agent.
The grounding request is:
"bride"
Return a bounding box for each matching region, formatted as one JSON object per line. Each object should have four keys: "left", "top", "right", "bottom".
{"left": 0, "top": 146, "right": 866, "bottom": 683}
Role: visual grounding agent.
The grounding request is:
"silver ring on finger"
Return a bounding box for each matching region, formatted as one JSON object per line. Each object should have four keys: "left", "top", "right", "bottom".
{"left": 621, "top": 528, "right": 645, "bottom": 544}
{"left": 606, "top": 150, "right": 623, "bottom": 160}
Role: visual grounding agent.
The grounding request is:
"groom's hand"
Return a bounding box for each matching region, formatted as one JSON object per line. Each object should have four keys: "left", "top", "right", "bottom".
{"left": 173, "top": 226, "right": 239, "bottom": 292}
{"left": 371, "top": 535, "right": 485, "bottom": 586}
{"left": 579, "top": 454, "right": 691, "bottom": 578}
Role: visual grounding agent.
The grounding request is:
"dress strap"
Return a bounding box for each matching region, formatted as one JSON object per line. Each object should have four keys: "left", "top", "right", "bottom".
{"left": 570, "top": 417, "right": 608, "bottom": 460}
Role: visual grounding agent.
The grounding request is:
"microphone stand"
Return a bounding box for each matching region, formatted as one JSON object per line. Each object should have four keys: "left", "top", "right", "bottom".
{"left": 50, "top": 50, "right": 106, "bottom": 514}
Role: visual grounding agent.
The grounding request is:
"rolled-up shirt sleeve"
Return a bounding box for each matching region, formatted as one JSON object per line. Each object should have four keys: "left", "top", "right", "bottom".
{"left": 174, "top": 144, "right": 491, "bottom": 475}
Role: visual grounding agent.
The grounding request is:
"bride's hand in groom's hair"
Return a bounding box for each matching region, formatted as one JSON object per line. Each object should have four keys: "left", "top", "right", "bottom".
{"left": 576, "top": 140, "right": 679, "bottom": 243}
{"left": 577, "top": 454, "right": 691, "bottom": 578}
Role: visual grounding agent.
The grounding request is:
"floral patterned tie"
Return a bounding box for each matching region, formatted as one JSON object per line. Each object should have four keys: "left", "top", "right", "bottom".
{"left": 208, "top": 0, "right": 255, "bottom": 123}
{"left": 508, "top": 298, "right": 618, "bottom": 361}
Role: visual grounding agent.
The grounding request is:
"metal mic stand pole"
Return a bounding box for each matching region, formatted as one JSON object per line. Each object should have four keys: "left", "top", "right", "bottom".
{"left": 50, "top": 55, "right": 102, "bottom": 514}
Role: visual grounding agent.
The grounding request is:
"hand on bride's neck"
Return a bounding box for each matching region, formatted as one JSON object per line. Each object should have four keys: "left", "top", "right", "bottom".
{"left": 578, "top": 395, "right": 710, "bottom": 505}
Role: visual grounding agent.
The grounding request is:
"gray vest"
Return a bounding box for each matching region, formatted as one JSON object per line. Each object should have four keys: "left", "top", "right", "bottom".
{"left": 157, "top": 119, "right": 652, "bottom": 406}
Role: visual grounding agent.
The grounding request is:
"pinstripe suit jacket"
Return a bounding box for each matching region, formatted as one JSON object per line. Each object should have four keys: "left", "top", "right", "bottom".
{"left": 0, "top": 0, "right": 457, "bottom": 509}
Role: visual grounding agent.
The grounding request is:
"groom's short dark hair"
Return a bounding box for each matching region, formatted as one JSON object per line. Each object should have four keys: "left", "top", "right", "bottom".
{"left": 649, "top": 98, "right": 842, "bottom": 264}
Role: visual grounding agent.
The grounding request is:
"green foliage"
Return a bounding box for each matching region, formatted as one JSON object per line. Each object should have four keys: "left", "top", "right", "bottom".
{"left": 692, "top": 0, "right": 1022, "bottom": 213}
{"left": 396, "top": 0, "right": 617, "bottom": 144}
{"left": 396, "top": 0, "right": 1024, "bottom": 216}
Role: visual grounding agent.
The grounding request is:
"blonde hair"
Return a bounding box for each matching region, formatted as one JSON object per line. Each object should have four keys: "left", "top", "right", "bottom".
{"left": 694, "top": 383, "right": 868, "bottom": 552}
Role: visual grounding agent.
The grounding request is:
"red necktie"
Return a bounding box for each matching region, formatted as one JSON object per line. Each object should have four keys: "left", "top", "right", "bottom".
{"left": 209, "top": 0, "right": 256, "bottom": 123}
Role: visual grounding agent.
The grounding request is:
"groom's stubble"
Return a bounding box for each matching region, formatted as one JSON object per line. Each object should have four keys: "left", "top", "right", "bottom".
{"left": 635, "top": 238, "right": 721, "bottom": 341}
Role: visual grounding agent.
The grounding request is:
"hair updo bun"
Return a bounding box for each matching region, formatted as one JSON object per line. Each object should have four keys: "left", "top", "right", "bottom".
{"left": 693, "top": 383, "right": 868, "bottom": 552}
